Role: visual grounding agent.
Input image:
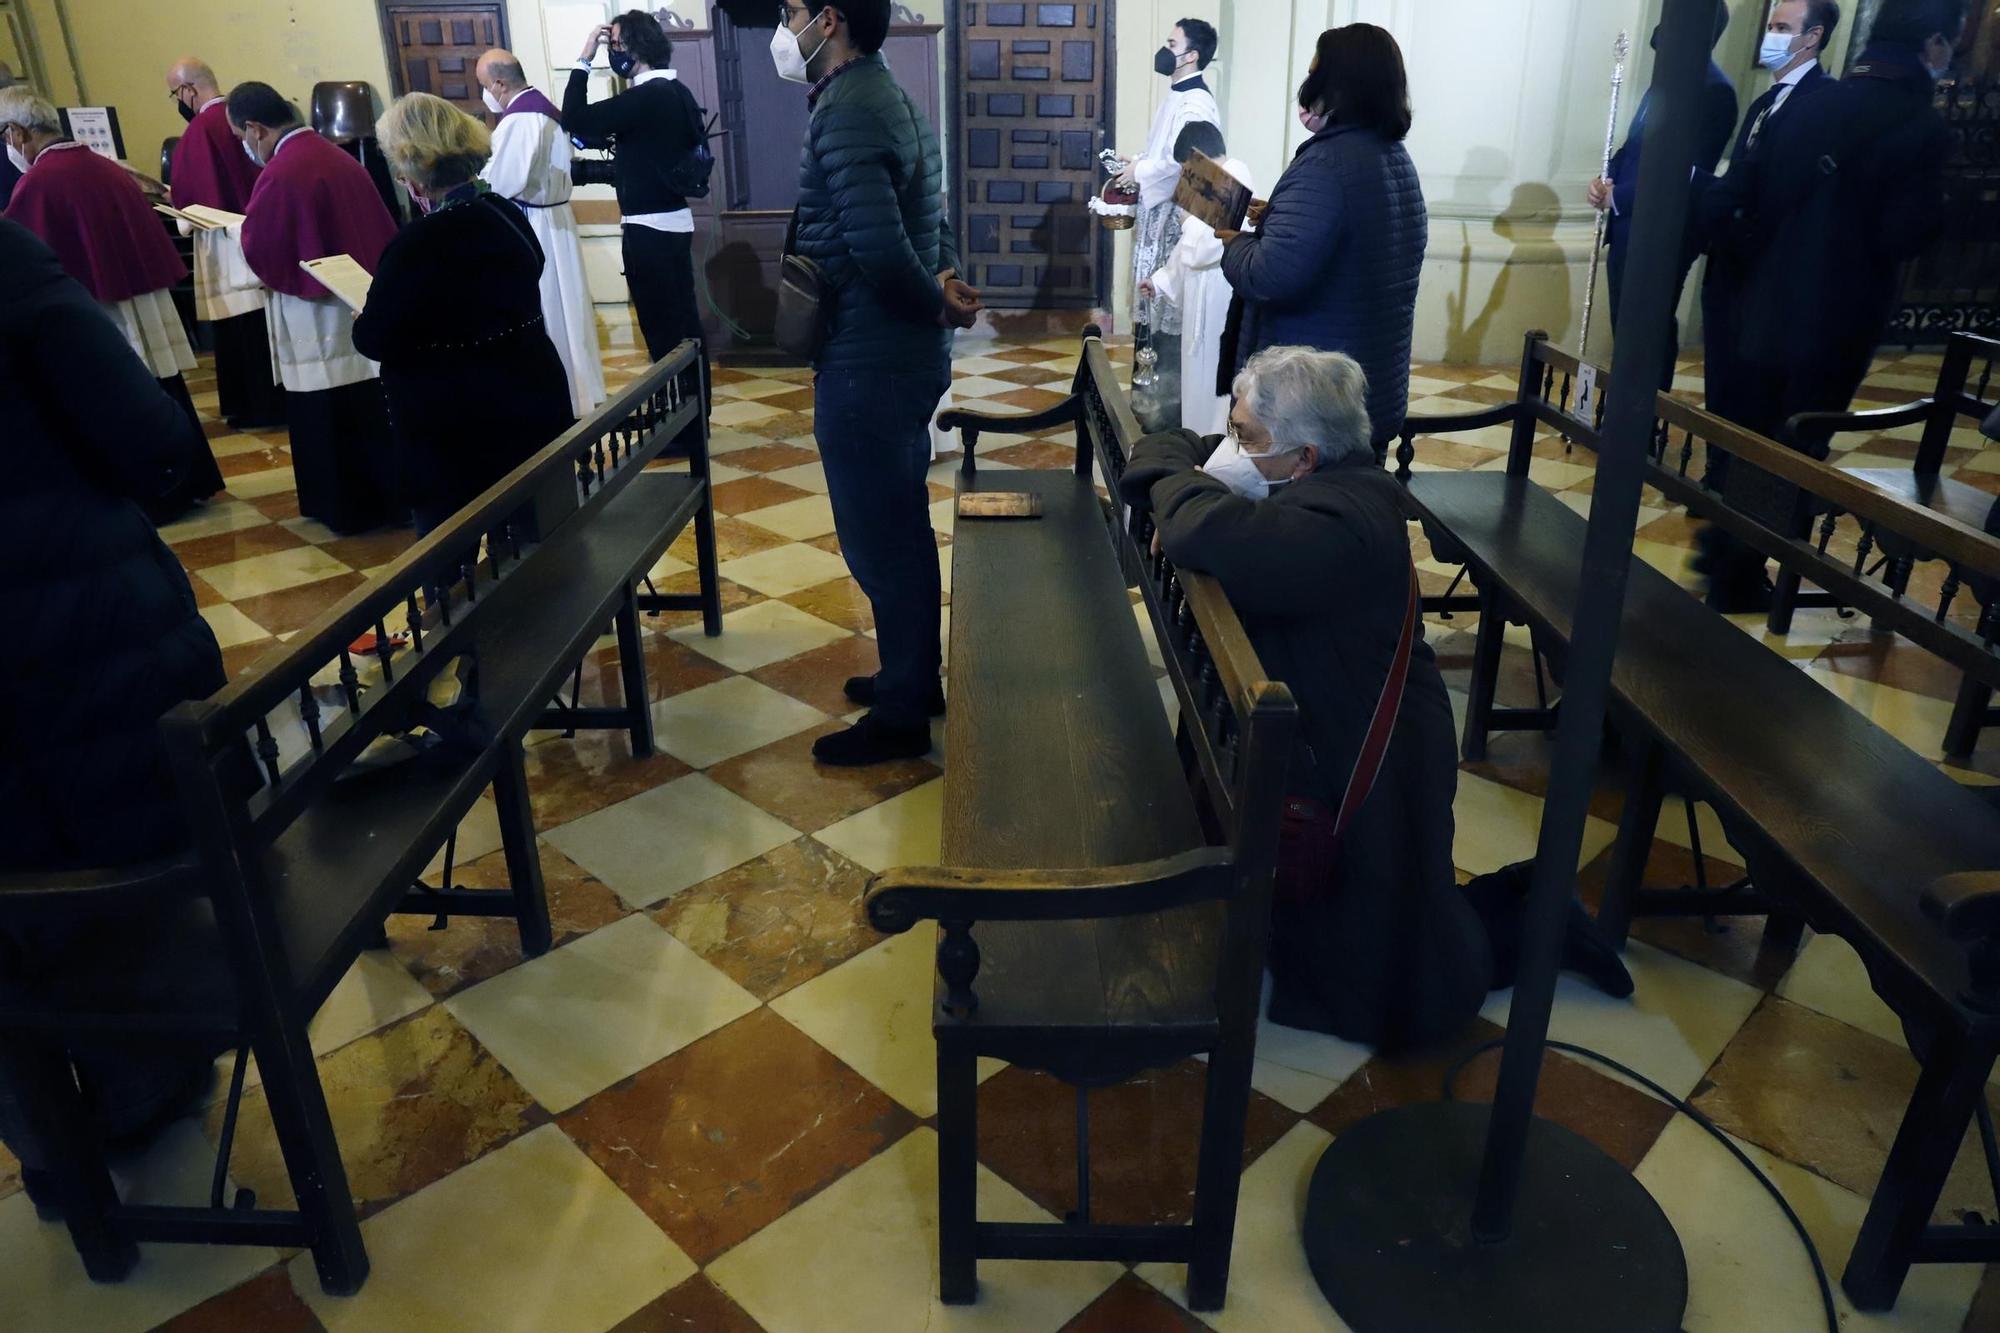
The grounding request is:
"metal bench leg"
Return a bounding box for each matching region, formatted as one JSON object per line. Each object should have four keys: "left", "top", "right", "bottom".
{"left": 937, "top": 1041, "right": 979, "bottom": 1304}
{"left": 1842, "top": 1030, "right": 1998, "bottom": 1311}
{"left": 493, "top": 738, "right": 552, "bottom": 956}
{"left": 1, "top": 1038, "right": 137, "bottom": 1282}
{"left": 256, "top": 1019, "right": 369, "bottom": 1296}
{"left": 1597, "top": 736, "right": 1665, "bottom": 949}
{"left": 1187, "top": 1041, "right": 1257, "bottom": 1311}
{"left": 1945, "top": 674, "right": 1991, "bottom": 764}
{"left": 614, "top": 584, "right": 655, "bottom": 758}
{"left": 1461, "top": 590, "right": 1506, "bottom": 763}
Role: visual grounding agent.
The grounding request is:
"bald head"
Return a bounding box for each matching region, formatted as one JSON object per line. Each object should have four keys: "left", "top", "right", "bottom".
{"left": 167, "top": 57, "right": 219, "bottom": 93}
{"left": 475, "top": 48, "right": 527, "bottom": 96}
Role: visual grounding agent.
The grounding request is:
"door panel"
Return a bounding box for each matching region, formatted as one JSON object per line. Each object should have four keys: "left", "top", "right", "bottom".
{"left": 956, "top": 0, "right": 1110, "bottom": 308}
{"left": 383, "top": 3, "right": 508, "bottom": 122}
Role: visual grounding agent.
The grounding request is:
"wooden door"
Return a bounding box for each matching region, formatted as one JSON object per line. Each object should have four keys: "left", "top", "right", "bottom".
{"left": 380, "top": 3, "right": 509, "bottom": 121}
{"left": 953, "top": 1, "right": 1113, "bottom": 309}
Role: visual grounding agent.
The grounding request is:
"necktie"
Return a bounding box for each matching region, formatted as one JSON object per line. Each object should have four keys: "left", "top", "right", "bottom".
{"left": 1743, "top": 85, "right": 1784, "bottom": 152}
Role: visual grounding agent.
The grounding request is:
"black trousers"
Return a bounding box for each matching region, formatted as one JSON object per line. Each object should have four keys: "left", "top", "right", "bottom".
{"left": 143, "top": 374, "right": 225, "bottom": 524}
{"left": 621, "top": 225, "right": 702, "bottom": 368}
{"left": 1605, "top": 236, "right": 1694, "bottom": 394}
{"left": 287, "top": 379, "right": 399, "bottom": 534}
{"left": 212, "top": 308, "right": 286, "bottom": 429}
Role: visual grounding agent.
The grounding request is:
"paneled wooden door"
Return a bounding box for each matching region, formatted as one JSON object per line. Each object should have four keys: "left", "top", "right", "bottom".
{"left": 950, "top": 1, "right": 1114, "bottom": 309}
{"left": 380, "top": 3, "right": 509, "bottom": 121}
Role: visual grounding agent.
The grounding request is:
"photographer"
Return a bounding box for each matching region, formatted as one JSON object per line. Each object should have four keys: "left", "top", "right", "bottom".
{"left": 565, "top": 9, "right": 706, "bottom": 368}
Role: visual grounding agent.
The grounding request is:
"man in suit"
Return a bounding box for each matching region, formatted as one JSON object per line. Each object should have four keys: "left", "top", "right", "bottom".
{"left": 1586, "top": 0, "right": 1740, "bottom": 391}
{"left": 1693, "top": 0, "right": 1958, "bottom": 610}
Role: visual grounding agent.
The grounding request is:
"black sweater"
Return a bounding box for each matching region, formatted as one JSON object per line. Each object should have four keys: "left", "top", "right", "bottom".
{"left": 562, "top": 68, "right": 703, "bottom": 217}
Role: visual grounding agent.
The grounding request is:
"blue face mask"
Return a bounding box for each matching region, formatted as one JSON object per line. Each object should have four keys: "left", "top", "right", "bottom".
{"left": 608, "top": 48, "right": 637, "bottom": 78}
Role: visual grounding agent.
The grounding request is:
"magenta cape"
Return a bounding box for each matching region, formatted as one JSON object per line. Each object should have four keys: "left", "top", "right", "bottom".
{"left": 240, "top": 130, "right": 396, "bottom": 301}
{"left": 2, "top": 142, "right": 186, "bottom": 303}
{"left": 170, "top": 100, "right": 261, "bottom": 212}
{"left": 500, "top": 86, "right": 562, "bottom": 124}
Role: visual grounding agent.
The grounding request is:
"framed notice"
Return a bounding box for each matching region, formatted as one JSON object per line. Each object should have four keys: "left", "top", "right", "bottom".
{"left": 60, "top": 106, "right": 124, "bottom": 160}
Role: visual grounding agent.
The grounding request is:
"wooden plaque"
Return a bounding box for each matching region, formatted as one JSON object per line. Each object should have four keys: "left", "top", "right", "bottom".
{"left": 957, "top": 492, "right": 1044, "bottom": 520}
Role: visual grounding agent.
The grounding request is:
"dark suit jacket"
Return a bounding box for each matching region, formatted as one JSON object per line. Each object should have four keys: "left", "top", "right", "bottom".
{"left": 1701, "top": 52, "right": 1949, "bottom": 375}
{"left": 1604, "top": 59, "right": 1739, "bottom": 262}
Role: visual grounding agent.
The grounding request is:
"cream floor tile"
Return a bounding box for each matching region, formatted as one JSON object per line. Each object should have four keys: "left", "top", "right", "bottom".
{"left": 1481, "top": 938, "right": 1762, "bottom": 1101}
{"left": 0, "top": 1121, "right": 278, "bottom": 1333}
{"left": 716, "top": 540, "right": 848, "bottom": 596}
{"left": 1726, "top": 607, "right": 1854, "bottom": 658}
{"left": 946, "top": 375, "right": 1022, "bottom": 399}
{"left": 1651, "top": 797, "right": 1747, "bottom": 868}
{"left": 1137, "top": 1121, "right": 1348, "bottom": 1329}
{"left": 1475, "top": 373, "right": 1522, "bottom": 389}
{"left": 814, "top": 778, "right": 944, "bottom": 873}
{"left": 1801, "top": 665, "right": 1957, "bottom": 761}
{"left": 292, "top": 1123, "right": 694, "bottom": 1331}
{"left": 707, "top": 427, "right": 771, "bottom": 455}
{"left": 444, "top": 915, "right": 757, "bottom": 1111}
{"left": 1451, "top": 770, "right": 1618, "bottom": 877}
{"left": 544, "top": 772, "right": 802, "bottom": 908}
{"left": 157, "top": 498, "right": 272, "bottom": 542}
{"left": 931, "top": 496, "right": 958, "bottom": 536}
{"left": 647, "top": 549, "right": 693, "bottom": 581}
{"left": 422, "top": 796, "right": 505, "bottom": 878}
{"left": 765, "top": 460, "right": 829, "bottom": 492}
{"left": 1634, "top": 1118, "right": 1983, "bottom": 1333}
{"left": 770, "top": 927, "right": 1002, "bottom": 1117}
{"left": 209, "top": 432, "right": 278, "bottom": 457}
{"left": 649, "top": 675, "right": 829, "bottom": 768}
{"left": 725, "top": 377, "right": 800, "bottom": 399}
{"left": 277, "top": 515, "right": 344, "bottom": 544}
{"left": 707, "top": 1127, "right": 1121, "bottom": 1332}
{"left": 1556, "top": 491, "right": 1668, "bottom": 534}
{"left": 1248, "top": 973, "right": 1371, "bottom": 1112}
{"left": 199, "top": 602, "right": 270, "bottom": 648}
{"left": 947, "top": 354, "right": 1020, "bottom": 376}
{"left": 669, "top": 597, "right": 850, "bottom": 672}
{"left": 200, "top": 545, "right": 354, "bottom": 600}
{"left": 225, "top": 466, "right": 301, "bottom": 499}
{"left": 709, "top": 398, "right": 786, "bottom": 426}
{"left": 1633, "top": 537, "right": 1702, "bottom": 589}
{"left": 1409, "top": 395, "right": 1488, "bottom": 415}
{"left": 219, "top": 948, "right": 439, "bottom": 1098}
{"left": 1770, "top": 933, "right": 2000, "bottom": 1091}
{"left": 1839, "top": 451, "right": 1926, "bottom": 472}
{"left": 708, "top": 461, "right": 755, "bottom": 485}
{"left": 738, "top": 494, "right": 841, "bottom": 541}
{"left": 1406, "top": 375, "right": 1464, "bottom": 398}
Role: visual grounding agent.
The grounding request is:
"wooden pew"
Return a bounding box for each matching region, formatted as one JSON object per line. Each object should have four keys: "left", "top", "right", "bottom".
{"left": 1392, "top": 332, "right": 2000, "bottom": 1311}
{"left": 863, "top": 330, "right": 1297, "bottom": 1312}
{"left": 0, "top": 341, "right": 720, "bottom": 1293}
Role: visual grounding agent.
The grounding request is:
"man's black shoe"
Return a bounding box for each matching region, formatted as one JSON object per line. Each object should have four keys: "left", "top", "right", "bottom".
{"left": 1704, "top": 575, "right": 1773, "bottom": 615}
{"left": 812, "top": 711, "right": 933, "bottom": 767}
{"left": 843, "top": 674, "right": 946, "bottom": 717}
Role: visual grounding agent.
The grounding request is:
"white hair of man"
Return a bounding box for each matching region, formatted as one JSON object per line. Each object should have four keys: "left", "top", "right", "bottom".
{"left": 1230, "top": 345, "right": 1373, "bottom": 467}
{"left": 0, "top": 86, "right": 61, "bottom": 134}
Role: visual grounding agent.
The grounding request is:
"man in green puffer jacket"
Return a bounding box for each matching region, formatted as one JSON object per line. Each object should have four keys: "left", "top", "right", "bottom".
{"left": 779, "top": 0, "right": 981, "bottom": 766}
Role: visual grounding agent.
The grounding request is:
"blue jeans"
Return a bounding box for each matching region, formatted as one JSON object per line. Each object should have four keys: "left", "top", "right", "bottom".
{"left": 814, "top": 365, "right": 949, "bottom": 728}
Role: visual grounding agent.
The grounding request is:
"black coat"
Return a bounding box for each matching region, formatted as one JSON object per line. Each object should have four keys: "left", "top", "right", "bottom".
{"left": 0, "top": 219, "right": 224, "bottom": 870}
{"left": 1700, "top": 52, "right": 1947, "bottom": 379}
{"left": 352, "top": 191, "right": 575, "bottom": 516}
{"left": 1120, "top": 432, "right": 1489, "bottom": 1048}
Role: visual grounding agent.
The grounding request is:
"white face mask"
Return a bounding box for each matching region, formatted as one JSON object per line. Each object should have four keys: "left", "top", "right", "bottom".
{"left": 5, "top": 138, "right": 27, "bottom": 176}
{"left": 482, "top": 86, "right": 505, "bottom": 114}
{"left": 1202, "top": 432, "right": 1296, "bottom": 500}
{"left": 1759, "top": 31, "right": 1807, "bottom": 72}
{"left": 771, "top": 19, "right": 831, "bottom": 84}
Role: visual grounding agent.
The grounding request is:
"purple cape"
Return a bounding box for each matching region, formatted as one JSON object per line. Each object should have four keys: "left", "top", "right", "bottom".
{"left": 240, "top": 130, "right": 396, "bottom": 301}
{"left": 170, "top": 99, "right": 262, "bottom": 213}
{"left": 2, "top": 142, "right": 186, "bottom": 302}
{"left": 499, "top": 86, "right": 563, "bottom": 125}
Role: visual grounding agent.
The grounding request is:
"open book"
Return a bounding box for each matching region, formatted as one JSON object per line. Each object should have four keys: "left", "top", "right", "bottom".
{"left": 300, "top": 255, "right": 373, "bottom": 313}
{"left": 155, "top": 203, "right": 246, "bottom": 231}
{"left": 1173, "top": 149, "right": 1252, "bottom": 233}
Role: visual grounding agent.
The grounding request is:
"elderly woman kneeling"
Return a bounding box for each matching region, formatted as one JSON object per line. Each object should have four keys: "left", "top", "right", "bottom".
{"left": 1121, "top": 346, "right": 1485, "bottom": 1048}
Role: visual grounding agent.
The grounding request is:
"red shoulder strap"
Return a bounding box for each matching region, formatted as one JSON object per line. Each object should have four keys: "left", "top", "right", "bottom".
{"left": 1332, "top": 560, "right": 1420, "bottom": 841}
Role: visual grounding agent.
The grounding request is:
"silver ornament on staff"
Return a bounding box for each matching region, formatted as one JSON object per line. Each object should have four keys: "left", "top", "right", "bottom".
{"left": 1579, "top": 30, "right": 1631, "bottom": 361}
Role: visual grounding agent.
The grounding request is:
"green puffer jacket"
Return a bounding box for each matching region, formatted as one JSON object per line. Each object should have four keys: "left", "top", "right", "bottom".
{"left": 794, "top": 53, "right": 960, "bottom": 372}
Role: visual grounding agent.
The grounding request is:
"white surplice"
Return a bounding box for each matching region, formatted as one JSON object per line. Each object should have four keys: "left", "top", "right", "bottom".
{"left": 1150, "top": 157, "right": 1253, "bottom": 437}
{"left": 99, "top": 288, "right": 196, "bottom": 379}
{"left": 482, "top": 94, "right": 606, "bottom": 417}
{"left": 264, "top": 291, "right": 377, "bottom": 393}
{"left": 186, "top": 224, "right": 265, "bottom": 323}
{"left": 1123, "top": 77, "right": 1222, "bottom": 300}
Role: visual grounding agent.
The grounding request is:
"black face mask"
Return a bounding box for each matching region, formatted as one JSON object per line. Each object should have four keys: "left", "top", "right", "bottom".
{"left": 1155, "top": 46, "right": 1181, "bottom": 78}
{"left": 609, "top": 48, "right": 637, "bottom": 78}
{"left": 175, "top": 97, "right": 197, "bottom": 123}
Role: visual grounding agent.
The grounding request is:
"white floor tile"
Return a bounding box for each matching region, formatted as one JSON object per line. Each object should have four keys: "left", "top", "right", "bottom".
{"left": 158, "top": 498, "right": 279, "bottom": 542}
{"left": 444, "top": 916, "right": 757, "bottom": 1111}
{"left": 738, "top": 494, "right": 839, "bottom": 541}
{"left": 649, "top": 675, "right": 828, "bottom": 768}
{"left": 708, "top": 1128, "right": 1120, "bottom": 1332}
{"left": 544, "top": 772, "right": 802, "bottom": 908}
{"left": 716, "top": 541, "right": 851, "bottom": 596}
{"left": 1451, "top": 770, "right": 1618, "bottom": 878}
{"left": 765, "top": 460, "right": 829, "bottom": 493}
{"left": 1651, "top": 798, "right": 1747, "bottom": 868}
{"left": 199, "top": 546, "right": 354, "bottom": 600}
{"left": 292, "top": 1124, "right": 694, "bottom": 1331}
{"left": 1801, "top": 666, "right": 1958, "bottom": 762}
{"left": 224, "top": 467, "right": 299, "bottom": 500}
{"left": 669, "top": 598, "right": 849, "bottom": 672}
{"left": 199, "top": 602, "right": 270, "bottom": 648}
{"left": 422, "top": 796, "right": 506, "bottom": 879}
{"left": 813, "top": 779, "right": 944, "bottom": 873}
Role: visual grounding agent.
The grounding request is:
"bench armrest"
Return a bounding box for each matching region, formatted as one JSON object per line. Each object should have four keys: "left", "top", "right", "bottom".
{"left": 864, "top": 847, "right": 1234, "bottom": 933}
{"left": 0, "top": 857, "right": 204, "bottom": 924}
{"left": 938, "top": 396, "right": 1083, "bottom": 446}
{"left": 1403, "top": 404, "right": 1519, "bottom": 436}
{"left": 1922, "top": 871, "right": 2000, "bottom": 1012}
{"left": 1783, "top": 399, "right": 1933, "bottom": 447}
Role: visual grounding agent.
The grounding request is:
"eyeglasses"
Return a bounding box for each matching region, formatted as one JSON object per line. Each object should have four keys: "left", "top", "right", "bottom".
{"left": 168, "top": 83, "right": 194, "bottom": 101}
{"left": 776, "top": 4, "right": 809, "bottom": 25}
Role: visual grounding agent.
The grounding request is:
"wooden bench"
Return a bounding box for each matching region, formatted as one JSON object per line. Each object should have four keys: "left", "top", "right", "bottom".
{"left": 863, "top": 330, "right": 1297, "bottom": 1312}
{"left": 1393, "top": 332, "right": 2000, "bottom": 1311}
{"left": 0, "top": 341, "right": 720, "bottom": 1293}
{"left": 1772, "top": 331, "right": 2000, "bottom": 757}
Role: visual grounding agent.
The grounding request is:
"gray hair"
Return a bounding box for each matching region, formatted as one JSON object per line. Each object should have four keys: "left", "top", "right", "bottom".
{"left": 0, "top": 86, "right": 61, "bottom": 134}
{"left": 487, "top": 56, "right": 527, "bottom": 85}
{"left": 1230, "top": 345, "right": 1372, "bottom": 467}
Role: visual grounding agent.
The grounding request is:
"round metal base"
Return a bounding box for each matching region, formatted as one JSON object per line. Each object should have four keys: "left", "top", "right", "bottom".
{"left": 1303, "top": 1101, "right": 1687, "bottom": 1333}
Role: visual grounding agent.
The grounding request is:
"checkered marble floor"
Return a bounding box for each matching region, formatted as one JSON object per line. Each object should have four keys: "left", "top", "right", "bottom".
{"left": 1, "top": 309, "right": 1996, "bottom": 1331}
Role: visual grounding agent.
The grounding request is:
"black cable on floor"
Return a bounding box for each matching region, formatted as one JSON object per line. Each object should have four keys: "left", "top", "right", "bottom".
{"left": 1441, "top": 1036, "right": 1839, "bottom": 1333}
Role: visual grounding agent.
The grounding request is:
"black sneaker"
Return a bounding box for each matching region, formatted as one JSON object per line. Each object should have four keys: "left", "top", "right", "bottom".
{"left": 843, "top": 674, "right": 946, "bottom": 717}
{"left": 812, "top": 711, "right": 933, "bottom": 767}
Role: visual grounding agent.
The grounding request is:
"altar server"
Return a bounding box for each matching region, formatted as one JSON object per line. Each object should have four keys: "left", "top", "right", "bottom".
{"left": 2, "top": 85, "right": 223, "bottom": 520}
{"left": 166, "top": 56, "right": 284, "bottom": 429}
{"left": 1145, "top": 155, "right": 1253, "bottom": 437}
{"left": 476, "top": 47, "right": 605, "bottom": 416}
{"left": 230, "top": 81, "right": 399, "bottom": 533}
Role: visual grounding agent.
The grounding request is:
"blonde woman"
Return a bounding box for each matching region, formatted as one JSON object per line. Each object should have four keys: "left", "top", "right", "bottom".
{"left": 353, "top": 92, "right": 573, "bottom": 535}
